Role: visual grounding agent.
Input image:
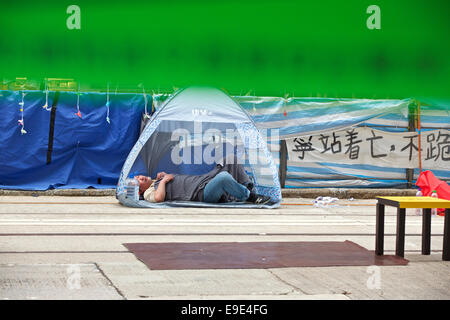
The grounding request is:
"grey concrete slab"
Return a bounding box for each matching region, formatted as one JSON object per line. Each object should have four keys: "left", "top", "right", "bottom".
{"left": 269, "top": 261, "right": 450, "bottom": 300}
{"left": 0, "top": 225, "right": 443, "bottom": 238}
{"left": 0, "top": 234, "right": 446, "bottom": 254}
{"left": 0, "top": 195, "right": 449, "bottom": 300}
{"left": 0, "top": 264, "right": 123, "bottom": 300}
{"left": 96, "top": 262, "right": 300, "bottom": 299}
{"left": 0, "top": 253, "right": 138, "bottom": 265}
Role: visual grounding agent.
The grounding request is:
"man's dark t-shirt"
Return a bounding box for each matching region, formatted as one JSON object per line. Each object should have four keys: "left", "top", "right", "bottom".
{"left": 154, "top": 162, "right": 251, "bottom": 202}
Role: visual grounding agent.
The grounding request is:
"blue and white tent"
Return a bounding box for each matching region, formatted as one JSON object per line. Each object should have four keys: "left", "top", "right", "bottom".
{"left": 116, "top": 87, "right": 281, "bottom": 208}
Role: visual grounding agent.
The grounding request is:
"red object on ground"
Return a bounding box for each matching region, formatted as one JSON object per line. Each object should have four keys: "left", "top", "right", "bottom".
{"left": 416, "top": 170, "right": 450, "bottom": 216}
{"left": 124, "top": 241, "right": 408, "bottom": 270}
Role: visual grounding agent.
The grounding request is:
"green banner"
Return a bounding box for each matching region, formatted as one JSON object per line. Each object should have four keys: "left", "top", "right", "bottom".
{"left": 1, "top": 0, "right": 449, "bottom": 98}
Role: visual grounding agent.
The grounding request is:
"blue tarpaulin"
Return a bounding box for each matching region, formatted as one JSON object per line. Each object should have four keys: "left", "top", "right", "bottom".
{"left": 0, "top": 90, "right": 146, "bottom": 190}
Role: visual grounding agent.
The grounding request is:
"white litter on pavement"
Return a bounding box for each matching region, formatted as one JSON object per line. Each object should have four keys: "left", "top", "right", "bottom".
{"left": 313, "top": 196, "right": 339, "bottom": 208}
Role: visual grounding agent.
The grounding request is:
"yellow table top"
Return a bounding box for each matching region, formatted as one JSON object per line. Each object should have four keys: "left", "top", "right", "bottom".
{"left": 377, "top": 196, "right": 450, "bottom": 209}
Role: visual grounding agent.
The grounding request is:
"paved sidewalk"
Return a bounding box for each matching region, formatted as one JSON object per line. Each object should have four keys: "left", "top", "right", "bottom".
{"left": 0, "top": 196, "right": 448, "bottom": 300}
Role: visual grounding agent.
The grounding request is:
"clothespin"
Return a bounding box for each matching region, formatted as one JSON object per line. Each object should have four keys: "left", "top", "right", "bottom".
{"left": 139, "top": 84, "right": 150, "bottom": 119}
{"left": 283, "top": 93, "right": 289, "bottom": 117}
{"left": 42, "top": 83, "right": 51, "bottom": 111}
{"left": 18, "top": 92, "right": 27, "bottom": 134}
{"left": 106, "top": 83, "right": 111, "bottom": 124}
{"left": 75, "top": 90, "right": 82, "bottom": 118}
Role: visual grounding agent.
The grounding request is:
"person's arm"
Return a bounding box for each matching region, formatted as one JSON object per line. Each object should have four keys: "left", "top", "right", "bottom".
{"left": 154, "top": 174, "right": 174, "bottom": 203}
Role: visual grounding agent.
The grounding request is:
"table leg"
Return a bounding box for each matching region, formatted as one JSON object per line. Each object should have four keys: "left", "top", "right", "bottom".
{"left": 443, "top": 208, "right": 450, "bottom": 261}
{"left": 396, "top": 208, "right": 406, "bottom": 257}
{"left": 422, "top": 208, "right": 431, "bottom": 255}
{"left": 375, "top": 203, "right": 385, "bottom": 255}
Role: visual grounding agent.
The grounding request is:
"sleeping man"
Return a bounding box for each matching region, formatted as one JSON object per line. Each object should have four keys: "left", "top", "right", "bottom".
{"left": 134, "top": 158, "right": 272, "bottom": 205}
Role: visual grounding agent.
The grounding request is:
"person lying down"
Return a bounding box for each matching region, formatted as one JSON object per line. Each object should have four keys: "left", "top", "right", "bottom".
{"left": 134, "top": 161, "right": 272, "bottom": 205}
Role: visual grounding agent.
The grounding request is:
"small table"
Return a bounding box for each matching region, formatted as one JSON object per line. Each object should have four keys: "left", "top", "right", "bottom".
{"left": 375, "top": 196, "right": 450, "bottom": 260}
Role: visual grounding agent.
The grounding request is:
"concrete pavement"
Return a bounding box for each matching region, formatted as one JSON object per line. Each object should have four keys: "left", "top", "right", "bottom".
{"left": 0, "top": 195, "right": 449, "bottom": 300}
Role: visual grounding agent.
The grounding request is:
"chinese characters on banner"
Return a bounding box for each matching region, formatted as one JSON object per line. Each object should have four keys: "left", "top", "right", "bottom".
{"left": 286, "top": 127, "right": 450, "bottom": 169}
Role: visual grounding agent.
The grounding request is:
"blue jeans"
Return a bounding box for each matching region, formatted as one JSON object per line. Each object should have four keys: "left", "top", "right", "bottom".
{"left": 203, "top": 172, "right": 250, "bottom": 203}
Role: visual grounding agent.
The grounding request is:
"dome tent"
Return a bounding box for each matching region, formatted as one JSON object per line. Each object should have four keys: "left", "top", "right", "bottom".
{"left": 116, "top": 87, "right": 281, "bottom": 208}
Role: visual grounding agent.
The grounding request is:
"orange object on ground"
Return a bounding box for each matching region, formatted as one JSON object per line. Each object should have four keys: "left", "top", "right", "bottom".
{"left": 416, "top": 170, "right": 450, "bottom": 216}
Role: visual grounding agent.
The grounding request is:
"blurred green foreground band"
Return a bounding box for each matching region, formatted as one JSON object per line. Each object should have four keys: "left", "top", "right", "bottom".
{"left": 1, "top": 0, "right": 449, "bottom": 99}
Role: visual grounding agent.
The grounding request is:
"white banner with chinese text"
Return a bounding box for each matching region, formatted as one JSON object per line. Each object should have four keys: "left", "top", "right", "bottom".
{"left": 286, "top": 127, "right": 449, "bottom": 169}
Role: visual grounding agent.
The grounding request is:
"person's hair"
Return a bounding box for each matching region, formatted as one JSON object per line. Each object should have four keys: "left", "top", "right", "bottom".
{"left": 139, "top": 184, "right": 145, "bottom": 196}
